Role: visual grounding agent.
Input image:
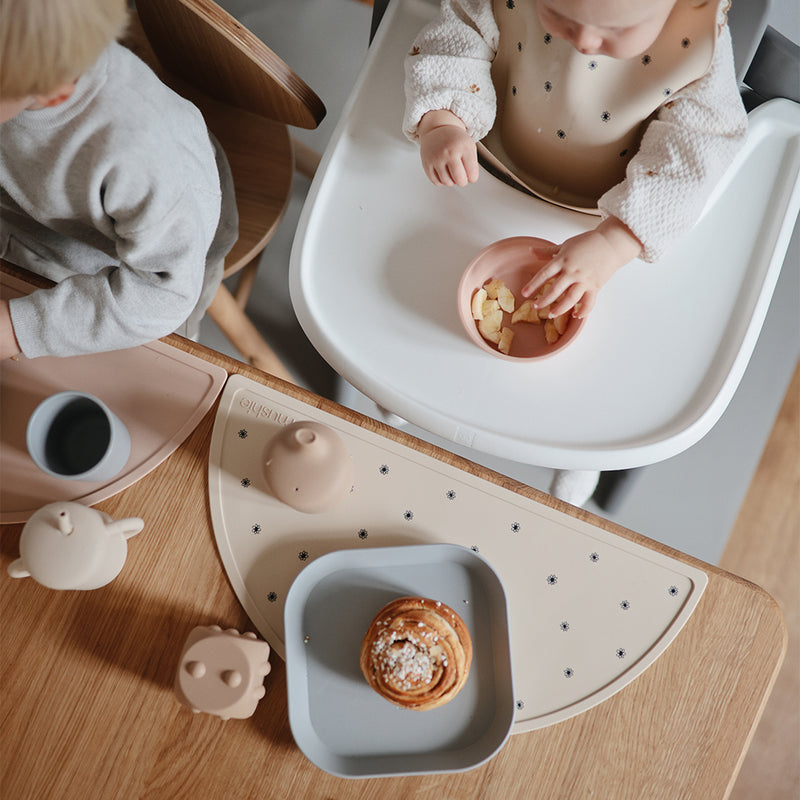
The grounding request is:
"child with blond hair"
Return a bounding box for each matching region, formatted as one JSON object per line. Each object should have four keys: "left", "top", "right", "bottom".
{"left": 0, "top": 0, "right": 237, "bottom": 360}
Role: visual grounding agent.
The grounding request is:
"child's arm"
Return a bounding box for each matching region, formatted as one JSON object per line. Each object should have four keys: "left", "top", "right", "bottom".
{"left": 521, "top": 218, "right": 643, "bottom": 318}
{"left": 404, "top": 0, "right": 498, "bottom": 181}
{"left": 525, "top": 21, "right": 746, "bottom": 319}
{"left": 417, "top": 109, "right": 480, "bottom": 187}
{"left": 597, "top": 22, "right": 747, "bottom": 265}
{"left": 0, "top": 300, "right": 21, "bottom": 360}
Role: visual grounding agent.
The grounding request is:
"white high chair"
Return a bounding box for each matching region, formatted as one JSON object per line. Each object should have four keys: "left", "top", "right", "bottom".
{"left": 289, "top": 0, "right": 800, "bottom": 475}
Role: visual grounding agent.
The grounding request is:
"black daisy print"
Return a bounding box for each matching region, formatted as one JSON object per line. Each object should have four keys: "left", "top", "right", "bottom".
{"left": 564, "top": 667, "right": 574, "bottom": 678}
{"left": 616, "top": 648, "right": 627, "bottom": 659}
{"left": 511, "top": 522, "right": 521, "bottom": 533}
{"left": 251, "top": 523, "right": 262, "bottom": 534}
{"left": 240, "top": 477, "right": 251, "bottom": 488}
{"left": 588, "top": 60, "right": 598, "bottom": 70}
{"left": 516, "top": 699, "right": 525, "bottom": 709}
{"left": 556, "top": 129, "right": 566, "bottom": 140}
{"left": 512, "top": 85, "right": 517, "bottom": 96}
{"left": 471, "top": 545, "right": 479, "bottom": 552}
{"left": 517, "top": 41, "right": 522, "bottom": 52}
{"left": 544, "top": 32, "right": 552, "bottom": 44}
{"left": 506, "top": 0, "right": 515, "bottom": 8}
{"left": 544, "top": 80, "right": 552, "bottom": 92}
{"left": 589, "top": 552, "right": 600, "bottom": 562}
{"left": 546, "top": 574, "right": 558, "bottom": 585}
{"left": 601, "top": 111, "right": 611, "bottom": 122}
{"left": 620, "top": 600, "right": 631, "bottom": 611}
{"left": 237, "top": 428, "right": 248, "bottom": 439}
{"left": 358, "top": 528, "right": 368, "bottom": 540}
{"left": 403, "top": 510, "right": 414, "bottom": 521}
{"left": 642, "top": 54, "right": 652, "bottom": 65}
{"left": 379, "top": 464, "right": 389, "bottom": 475}
{"left": 682, "top": 37, "right": 691, "bottom": 48}
{"left": 267, "top": 591, "right": 278, "bottom": 602}
{"left": 663, "top": 87, "right": 672, "bottom": 96}
{"left": 560, "top": 621, "right": 570, "bottom": 631}
{"left": 619, "top": 148, "right": 628, "bottom": 157}
{"left": 298, "top": 550, "right": 309, "bottom": 561}
{"left": 446, "top": 489, "right": 456, "bottom": 500}
{"left": 668, "top": 585, "right": 680, "bottom": 597}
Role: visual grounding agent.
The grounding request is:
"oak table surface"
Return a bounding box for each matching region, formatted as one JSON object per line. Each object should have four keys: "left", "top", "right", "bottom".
{"left": 0, "top": 334, "right": 786, "bottom": 800}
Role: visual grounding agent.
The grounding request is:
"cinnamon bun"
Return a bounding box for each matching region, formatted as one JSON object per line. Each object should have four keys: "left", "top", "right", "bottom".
{"left": 359, "top": 596, "right": 473, "bottom": 710}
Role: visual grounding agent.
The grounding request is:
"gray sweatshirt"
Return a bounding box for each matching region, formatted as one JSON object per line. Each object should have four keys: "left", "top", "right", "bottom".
{"left": 1, "top": 41, "right": 237, "bottom": 358}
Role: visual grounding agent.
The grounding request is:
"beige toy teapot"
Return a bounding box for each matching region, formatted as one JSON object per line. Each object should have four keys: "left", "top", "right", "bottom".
{"left": 8, "top": 501, "right": 144, "bottom": 590}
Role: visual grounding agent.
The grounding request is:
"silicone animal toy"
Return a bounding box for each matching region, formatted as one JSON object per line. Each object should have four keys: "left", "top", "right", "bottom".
{"left": 7, "top": 501, "right": 143, "bottom": 590}
{"left": 174, "top": 625, "right": 272, "bottom": 719}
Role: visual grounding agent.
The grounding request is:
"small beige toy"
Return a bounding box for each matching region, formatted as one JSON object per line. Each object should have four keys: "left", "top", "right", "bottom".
{"left": 174, "top": 625, "right": 272, "bottom": 720}
{"left": 262, "top": 420, "right": 354, "bottom": 513}
{"left": 7, "top": 501, "right": 143, "bottom": 590}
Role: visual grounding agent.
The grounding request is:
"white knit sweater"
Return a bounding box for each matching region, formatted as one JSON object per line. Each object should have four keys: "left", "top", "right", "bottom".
{"left": 404, "top": 0, "right": 748, "bottom": 261}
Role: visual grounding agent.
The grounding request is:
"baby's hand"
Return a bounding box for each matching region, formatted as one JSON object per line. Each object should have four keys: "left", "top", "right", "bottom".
{"left": 522, "top": 218, "right": 643, "bottom": 318}
{"left": 417, "top": 110, "right": 479, "bottom": 187}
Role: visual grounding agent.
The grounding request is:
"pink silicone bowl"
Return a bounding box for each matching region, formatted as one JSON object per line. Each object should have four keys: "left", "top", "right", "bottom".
{"left": 457, "top": 236, "right": 586, "bottom": 361}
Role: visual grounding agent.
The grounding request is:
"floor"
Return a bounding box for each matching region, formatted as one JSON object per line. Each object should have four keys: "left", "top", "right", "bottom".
{"left": 202, "top": 0, "right": 800, "bottom": 565}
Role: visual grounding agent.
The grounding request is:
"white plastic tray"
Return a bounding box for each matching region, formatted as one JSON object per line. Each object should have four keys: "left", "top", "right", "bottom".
{"left": 289, "top": 0, "right": 800, "bottom": 470}
{"left": 284, "top": 544, "right": 515, "bottom": 778}
{"left": 208, "top": 374, "right": 707, "bottom": 734}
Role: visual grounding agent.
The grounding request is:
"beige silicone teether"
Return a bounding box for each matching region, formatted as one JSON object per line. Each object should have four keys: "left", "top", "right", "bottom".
{"left": 262, "top": 421, "right": 354, "bottom": 513}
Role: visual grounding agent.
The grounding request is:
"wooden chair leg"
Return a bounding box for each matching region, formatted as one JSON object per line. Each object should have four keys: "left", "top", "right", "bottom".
{"left": 291, "top": 136, "right": 321, "bottom": 179}
{"left": 206, "top": 283, "right": 295, "bottom": 383}
{"left": 233, "top": 258, "right": 259, "bottom": 310}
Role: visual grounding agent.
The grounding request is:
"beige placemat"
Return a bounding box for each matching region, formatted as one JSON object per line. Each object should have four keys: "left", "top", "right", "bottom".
{"left": 209, "top": 374, "right": 707, "bottom": 732}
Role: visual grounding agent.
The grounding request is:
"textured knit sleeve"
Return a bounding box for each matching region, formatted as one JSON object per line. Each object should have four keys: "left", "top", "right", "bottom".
{"left": 597, "top": 23, "right": 747, "bottom": 262}
{"left": 403, "top": 0, "right": 499, "bottom": 141}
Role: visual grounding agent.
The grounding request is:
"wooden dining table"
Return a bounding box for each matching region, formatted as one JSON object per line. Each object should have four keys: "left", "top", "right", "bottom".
{"left": 0, "top": 279, "right": 787, "bottom": 799}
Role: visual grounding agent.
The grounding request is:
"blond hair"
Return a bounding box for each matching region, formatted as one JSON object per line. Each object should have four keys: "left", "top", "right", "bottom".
{"left": 0, "top": 0, "right": 129, "bottom": 98}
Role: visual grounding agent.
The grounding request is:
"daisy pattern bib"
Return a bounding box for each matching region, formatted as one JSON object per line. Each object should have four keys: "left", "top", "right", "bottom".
{"left": 480, "top": 0, "right": 721, "bottom": 211}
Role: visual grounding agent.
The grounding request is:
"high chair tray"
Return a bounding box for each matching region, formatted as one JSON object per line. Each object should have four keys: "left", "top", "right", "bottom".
{"left": 208, "top": 374, "right": 707, "bottom": 733}
{"left": 0, "top": 272, "right": 227, "bottom": 523}
{"left": 289, "top": 0, "right": 800, "bottom": 470}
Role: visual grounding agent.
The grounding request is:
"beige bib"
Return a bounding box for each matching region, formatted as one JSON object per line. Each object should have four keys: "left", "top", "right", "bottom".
{"left": 480, "top": 0, "right": 720, "bottom": 211}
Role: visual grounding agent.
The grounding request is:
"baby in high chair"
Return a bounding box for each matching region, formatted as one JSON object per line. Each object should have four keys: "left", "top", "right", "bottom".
{"left": 403, "top": 0, "right": 748, "bottom": 505}
{"left": 404, "top": 0, "right": 747, "bottom": 320}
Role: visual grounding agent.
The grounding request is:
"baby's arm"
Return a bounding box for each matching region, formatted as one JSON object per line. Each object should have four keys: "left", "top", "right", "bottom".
{"left": 526, "top": 22, "right": 746, "bottom": 318}
{"left": 521, "top": 218, "right": 642, "bottom": 318}
{"left": 404, "top": 0, "right": 498, "bottom": 184}
{"left": 597, "top": 22, "right": 747, "bottom": 263}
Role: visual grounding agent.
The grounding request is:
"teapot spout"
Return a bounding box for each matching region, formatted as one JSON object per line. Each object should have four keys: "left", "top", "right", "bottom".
{"left": 8, "top": 558, "right": 31, "bottom": 579}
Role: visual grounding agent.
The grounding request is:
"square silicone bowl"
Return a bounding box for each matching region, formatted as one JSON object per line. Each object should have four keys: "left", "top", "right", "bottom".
{"left": 284, "top": 543, "right": 515, "bottom": 778}
{"left": 458, "top": 236, "right": 586, "bottom": 360}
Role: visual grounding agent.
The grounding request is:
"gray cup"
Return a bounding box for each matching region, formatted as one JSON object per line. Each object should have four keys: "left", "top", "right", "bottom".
{"left": 26, "top": 391, "right": 131, "bottom": 482}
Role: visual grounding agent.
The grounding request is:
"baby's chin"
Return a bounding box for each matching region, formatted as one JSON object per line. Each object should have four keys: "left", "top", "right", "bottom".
{"left": 600, "top": 32, "right": 663, "bottom": 60}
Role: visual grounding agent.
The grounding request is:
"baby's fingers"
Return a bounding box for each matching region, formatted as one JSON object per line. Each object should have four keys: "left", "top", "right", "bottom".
{"left": 521, "top": 261, "right": 560, "bottom": 298}
{"left": 572, "top": 291, "right": 596, "bottom": 319}
{"left": 546, "top": 283, "right": 585, "bottom": 318}
{"left": 447, "top": 158, "right": 474, "bottom": 187}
